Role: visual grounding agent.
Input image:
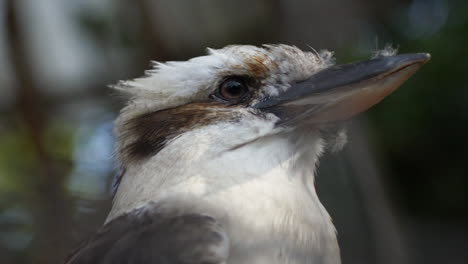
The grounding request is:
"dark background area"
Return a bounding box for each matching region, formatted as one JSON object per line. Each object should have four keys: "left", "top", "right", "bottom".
{"left": 0, "top": 0, "right": 466, "bottom": 263}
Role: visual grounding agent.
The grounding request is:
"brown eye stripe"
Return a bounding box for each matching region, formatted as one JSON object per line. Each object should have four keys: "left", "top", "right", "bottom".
{"left": 119, "top": 102, "right": 241, "bottom": 164}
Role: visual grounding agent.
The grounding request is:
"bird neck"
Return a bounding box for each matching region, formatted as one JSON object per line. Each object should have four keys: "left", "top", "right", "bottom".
{"left": 108, "top": 130, "right": 340, "bottom": 264}
{"left": 108, "top": 131, "right": 324, "bottom": 221}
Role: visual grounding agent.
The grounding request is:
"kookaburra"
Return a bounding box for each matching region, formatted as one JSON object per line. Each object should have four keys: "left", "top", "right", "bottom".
{"left": 66, "top": 45, "right": 429, "bottom": 264}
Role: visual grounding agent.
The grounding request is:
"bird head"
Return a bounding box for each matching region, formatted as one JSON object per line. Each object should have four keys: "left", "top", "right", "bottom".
{"left": 108, "top": 44, "right": 430, "bottom": 221}
{"left": 113, "top": 44, "right": 429, "bottom": 168}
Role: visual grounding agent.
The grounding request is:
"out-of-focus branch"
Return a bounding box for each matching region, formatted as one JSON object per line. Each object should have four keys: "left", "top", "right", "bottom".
{"left": 346, "top": 119, "right": 408, "bottom": 264}
{"left": 137, "top": 0, "right": 171, "bottom": 61}
{"left": 5, "top": 1, "right": 73, "bottom": 263}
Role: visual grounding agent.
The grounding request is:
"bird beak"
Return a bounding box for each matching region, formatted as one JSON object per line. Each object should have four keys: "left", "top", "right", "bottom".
{"left": 253, "top": 53, "right": 430, "bottom": 124}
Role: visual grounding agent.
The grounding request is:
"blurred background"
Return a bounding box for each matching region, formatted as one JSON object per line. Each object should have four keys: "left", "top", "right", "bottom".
{"left": 0, "top": 0, "right": 466, "bottom": 263}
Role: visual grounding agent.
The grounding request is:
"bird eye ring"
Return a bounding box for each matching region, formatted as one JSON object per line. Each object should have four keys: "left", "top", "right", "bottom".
{"left": 215, "top": 77, "right": 249, "bottom": 103}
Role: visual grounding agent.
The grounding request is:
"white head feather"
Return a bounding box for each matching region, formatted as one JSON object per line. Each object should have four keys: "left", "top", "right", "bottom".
{"left": 113, "top": 45, "right": 334, "bottom": 121}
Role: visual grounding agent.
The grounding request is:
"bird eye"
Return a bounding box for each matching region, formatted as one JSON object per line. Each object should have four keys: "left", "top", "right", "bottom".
{"left": 217, "top": 77, "right": 249, "bottom": 102}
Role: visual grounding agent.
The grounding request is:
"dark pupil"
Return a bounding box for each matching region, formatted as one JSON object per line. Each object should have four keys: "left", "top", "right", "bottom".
{"left": 223, "top": 80, "right": 244, "bottom": 97}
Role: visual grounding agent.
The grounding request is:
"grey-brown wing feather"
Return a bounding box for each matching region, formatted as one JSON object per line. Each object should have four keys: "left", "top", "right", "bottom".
{"left": 65, "top": 203, "right": 229, "bottom": 264}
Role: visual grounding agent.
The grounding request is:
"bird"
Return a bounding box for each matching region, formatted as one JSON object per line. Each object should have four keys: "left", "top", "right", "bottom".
{"left": 65, "top": 44, "right": 430, "bottom": 264}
